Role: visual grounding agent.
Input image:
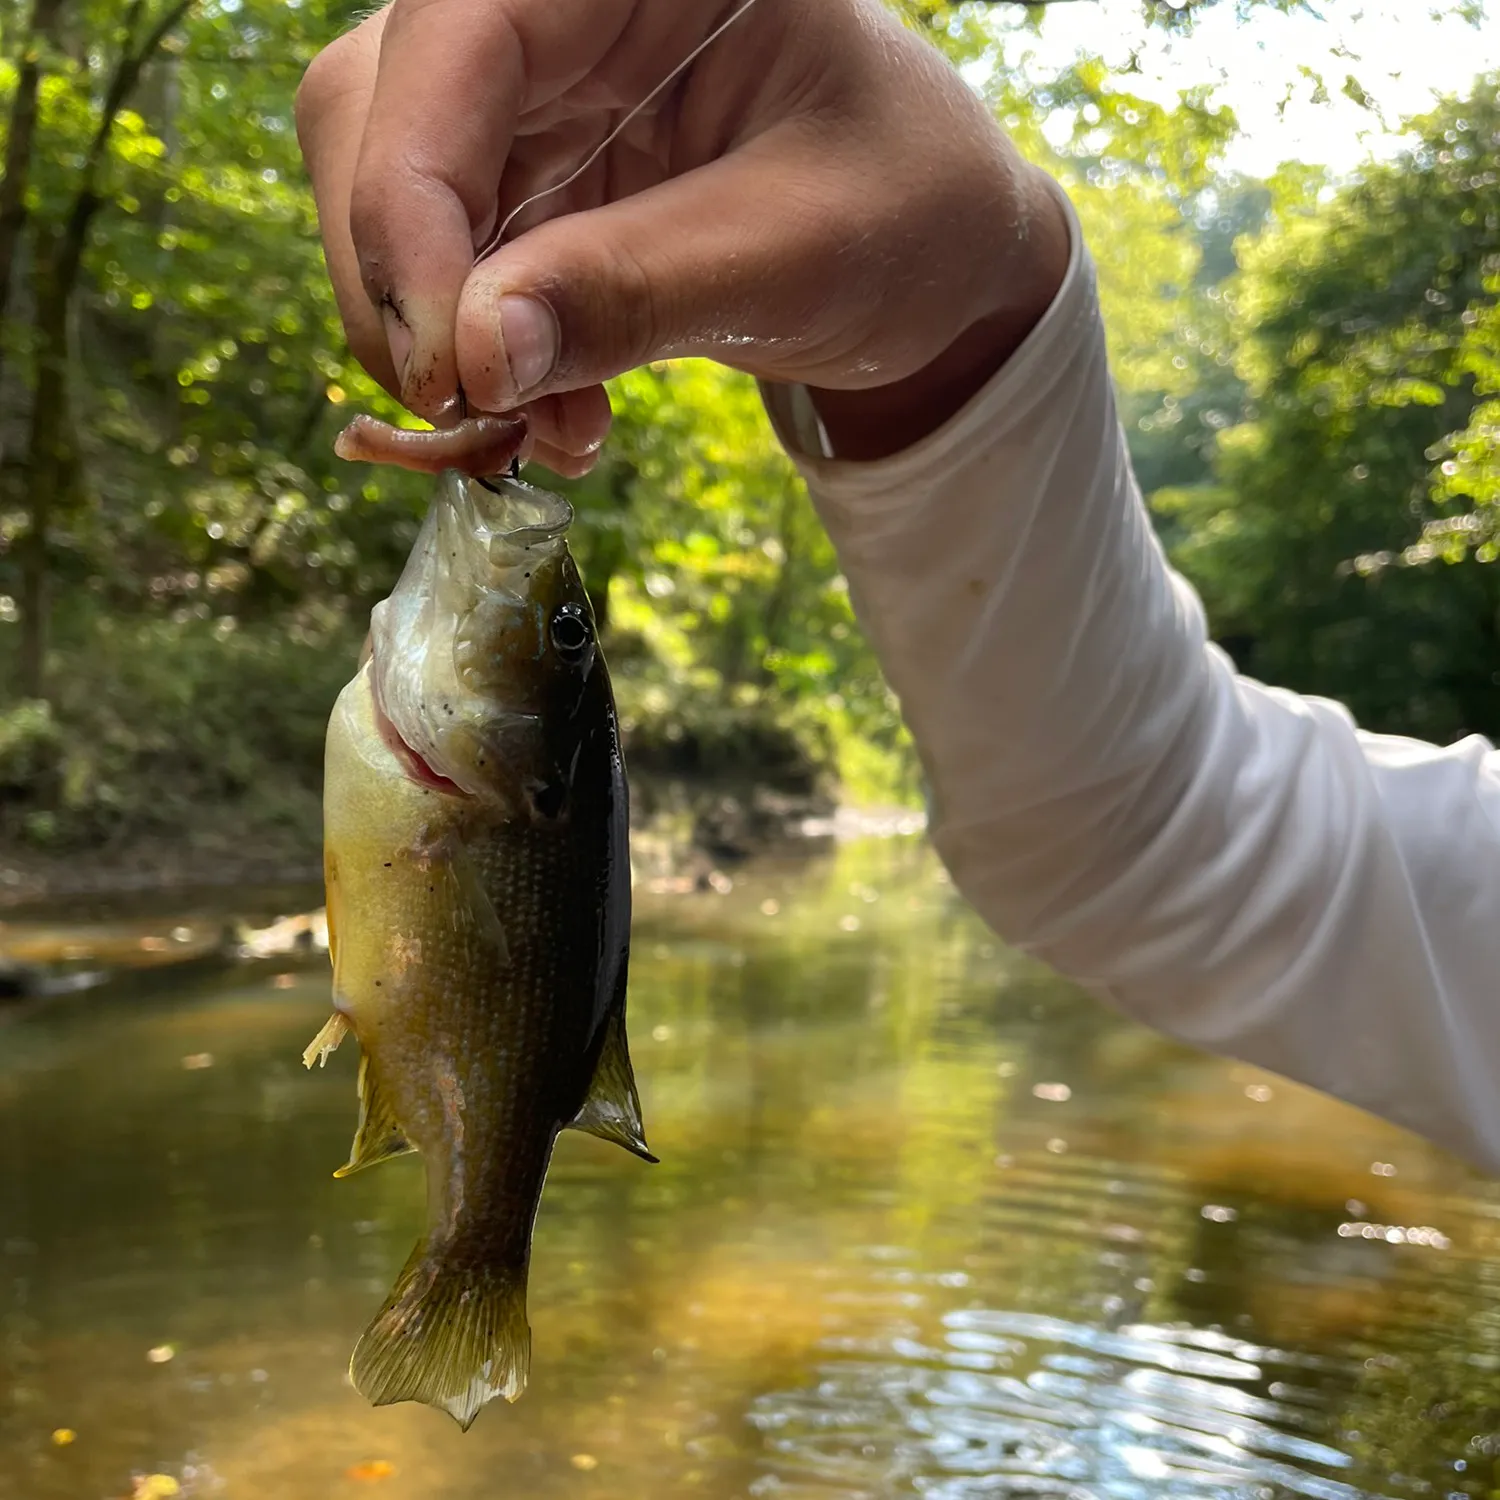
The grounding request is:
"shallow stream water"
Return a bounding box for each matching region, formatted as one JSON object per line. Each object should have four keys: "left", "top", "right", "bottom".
{"left": 1, "top": 836, "right": 1496, "bottom": 1498}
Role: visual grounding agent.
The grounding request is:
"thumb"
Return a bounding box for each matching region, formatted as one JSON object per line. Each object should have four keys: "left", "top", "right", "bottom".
{"left": 454, "top": 134, "right": 895, "bottom": 408}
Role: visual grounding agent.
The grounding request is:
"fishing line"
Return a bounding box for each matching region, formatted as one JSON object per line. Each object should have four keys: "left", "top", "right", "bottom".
{"left": 461, "top": 1, "right": 763, "bottom": 447}
{"left": 474, "top": 0, "right": 766, "bottom": 263}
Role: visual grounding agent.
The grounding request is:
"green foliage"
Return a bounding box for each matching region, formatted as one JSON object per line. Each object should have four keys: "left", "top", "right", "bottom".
{"left": 0, "top": 698, "right": 63, "bottom": 807}
{"left": 69, "top": 0, "right": 427, "bottom": 605}
{"left": 556, "top": 358, "right": 918, "bottom": 805}
{"left": 0, "top": 604, "right": 357, "bottom": 848}
{"left": 1434, "top": 285, "right": 1500, "bottom": 541}
{"left": 0, "top": 0, "right": 1496, "bottom": 856}
{"left": 1005, "top": 63, "right": 1239, "bottom": 396}
{"left": 1157, "top": 79, "right": 1500, "bottom": 742}
{"left": 894, "top": 0, "right": 1317, "bottom": 51}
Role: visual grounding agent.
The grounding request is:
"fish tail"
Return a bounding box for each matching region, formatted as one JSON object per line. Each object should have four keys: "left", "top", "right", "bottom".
{"left": 349, "top": 1238, "right": 531, "bottom": 1430}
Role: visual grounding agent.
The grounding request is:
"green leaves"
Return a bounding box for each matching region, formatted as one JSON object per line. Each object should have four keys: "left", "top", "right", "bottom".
{"left": 1152, "top": 76, "right": 1500, "bottom": 743}
{"left": 550, "top": 357, "right": 912, "bottom": 798}
{"left": 1, "top": 0, "right": 1496, "bottom": 834}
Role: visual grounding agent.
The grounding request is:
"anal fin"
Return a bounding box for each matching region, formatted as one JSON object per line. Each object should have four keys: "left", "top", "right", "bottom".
{"left": 334, "top": 1053, "right": 416, "bottom": 1177}
{"left": 568, "top": 1001, "right": 658, "bottom": 1164}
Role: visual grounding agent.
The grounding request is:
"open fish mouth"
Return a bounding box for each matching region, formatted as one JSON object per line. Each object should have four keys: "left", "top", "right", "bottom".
{"left": 463, "top": 475, "right": 575, "bottom": 563}
{"left": 364, "top": 470, "right": 577, "bottom": 801}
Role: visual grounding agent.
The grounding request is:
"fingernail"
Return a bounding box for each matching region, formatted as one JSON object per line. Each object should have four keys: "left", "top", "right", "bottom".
{"left": 498, "top": 294, "right": 558, "bottom": 400}
{"left": 381, "top": 301, "right": 413, "bottom": 394}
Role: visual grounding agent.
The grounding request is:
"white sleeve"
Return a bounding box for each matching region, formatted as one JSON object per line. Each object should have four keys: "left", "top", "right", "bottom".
{"left": 761, "top": 183, "right": 1500, "bottom": 1175}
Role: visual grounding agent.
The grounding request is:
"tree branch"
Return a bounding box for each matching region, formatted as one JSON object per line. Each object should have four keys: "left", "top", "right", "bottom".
{"left": 60, "top": 0, "right": 196, "bottom": 294}
{"left": 79, "top": 0, "right": 195, "bottom": 195}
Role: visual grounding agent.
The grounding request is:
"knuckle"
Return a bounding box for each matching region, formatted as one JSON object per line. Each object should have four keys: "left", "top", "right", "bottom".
{"left": 347, "top": 175, "right": 396, "bottom": 298}
{"left": 531, "top": 236, "right": 662, "bottom": 384}
{"left": 592, "top": 239, "right": 665, "bottom": 373}
{"left": 294, "top": 36, "right": 357, "bottom": 142}
{"left": 605, "top": 240, "right": 663, "bottom": 369}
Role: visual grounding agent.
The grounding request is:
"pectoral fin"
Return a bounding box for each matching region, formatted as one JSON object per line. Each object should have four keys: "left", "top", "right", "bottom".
{"left": 305, "top": 853, "right": 354, "bottom": 1069}
{"left": 334, "top": 1053, "right": 416, "bottom": 1177}
{"left": 568, "top": 1000, "right": 657, "bottom": 1164}
{"left": 302, "top": 1011, "right": 350, "bottom": 1069}
{"left": 432, "top": 833, "right": 509, "bottom": 964}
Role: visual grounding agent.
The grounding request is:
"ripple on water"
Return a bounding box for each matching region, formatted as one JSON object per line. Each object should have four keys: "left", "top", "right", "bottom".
{"left": 745, "top": 1134, "right": 1403, "bottom": 1500}
{"left": 748, "top": 1303, "right": 1381, "bottom": 1500}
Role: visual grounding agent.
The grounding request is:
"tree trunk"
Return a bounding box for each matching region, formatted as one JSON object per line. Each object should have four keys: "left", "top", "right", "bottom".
{"left": 17, "top": 232, "right": 70, "bottom": 697}
{"left": 14, "top": 0, "right": 196, "bottom": 698}
{"left": 0, "top": 0, "right": 67, "bottom": 406}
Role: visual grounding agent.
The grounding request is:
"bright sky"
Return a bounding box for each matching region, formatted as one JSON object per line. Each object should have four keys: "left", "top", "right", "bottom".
{"left": 984, "top": 0, "right": 1500, "bottom": 176}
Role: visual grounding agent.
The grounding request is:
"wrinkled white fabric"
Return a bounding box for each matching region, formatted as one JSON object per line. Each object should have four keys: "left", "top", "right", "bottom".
{"left": 762, "top": 184, "right": 1500, "bottom": 1175}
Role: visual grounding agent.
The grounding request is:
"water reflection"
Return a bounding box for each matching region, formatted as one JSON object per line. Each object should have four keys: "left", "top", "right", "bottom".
{"left": 1, "top": 836, "right": 1498, "bottom": 1498}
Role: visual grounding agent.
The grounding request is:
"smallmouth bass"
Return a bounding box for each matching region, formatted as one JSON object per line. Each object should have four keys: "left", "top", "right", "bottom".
{"left": 306, "top": 464, "right": 654, "bottom": 1429}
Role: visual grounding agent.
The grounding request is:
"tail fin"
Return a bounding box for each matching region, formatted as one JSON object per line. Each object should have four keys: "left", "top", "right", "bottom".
{"left": 349, "top": 1240, "right": 531, "bottom": 1430}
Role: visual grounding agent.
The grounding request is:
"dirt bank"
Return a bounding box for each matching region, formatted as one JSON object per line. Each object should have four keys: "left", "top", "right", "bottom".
{"left": 0, "top": 773, "right": 885, "bottom": 912}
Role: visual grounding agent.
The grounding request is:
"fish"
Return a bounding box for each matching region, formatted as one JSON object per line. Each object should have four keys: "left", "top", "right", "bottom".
{"left": 305, "top": 455, "right": 654, "bottom": 1430}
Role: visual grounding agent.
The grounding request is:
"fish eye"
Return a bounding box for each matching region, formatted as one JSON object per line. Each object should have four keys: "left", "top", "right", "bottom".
{"left": 549, "top": 604, "right": 593, "bottom": 664}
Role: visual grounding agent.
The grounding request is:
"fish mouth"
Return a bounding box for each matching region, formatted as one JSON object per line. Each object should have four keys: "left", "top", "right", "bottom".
{"left": 461, "top": 474, "right": 575, "bottom": 563}
{"left": 371, "top": 673, "right": 466, "bottom": 797}
{"left": 363, "top": 472, "right": 574, "bottom": 801}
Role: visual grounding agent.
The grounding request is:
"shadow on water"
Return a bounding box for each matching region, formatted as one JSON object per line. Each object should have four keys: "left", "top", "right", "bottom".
{"left": 2, "top": 834, "right": 1499, "bottom": 1498}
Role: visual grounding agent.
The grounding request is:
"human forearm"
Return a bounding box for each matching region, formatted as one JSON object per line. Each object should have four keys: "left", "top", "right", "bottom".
{"left": 768, "top": 185, "right": 1500, "bottom": 1174}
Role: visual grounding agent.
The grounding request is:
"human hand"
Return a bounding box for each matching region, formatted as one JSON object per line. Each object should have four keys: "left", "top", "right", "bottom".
{"left": 296, "top": 0, "right": 1069, "bottom": 471}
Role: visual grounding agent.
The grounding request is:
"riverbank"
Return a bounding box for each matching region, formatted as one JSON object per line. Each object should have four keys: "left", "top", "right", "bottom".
{"left": 0, "top": 772, "right": 925, "bottom": 912}
{"left": 0, "top": 607, "right": 925, "bottom": 912}
{"left": 0, "top": 784, "right": 926, "bottom": 1008}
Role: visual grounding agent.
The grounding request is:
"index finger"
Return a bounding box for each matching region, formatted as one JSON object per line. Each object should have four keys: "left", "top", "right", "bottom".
{"left": 297, "top": 11, "right": 399, "bottom": 394}
{"left": 346, "top": 0, "right": 534, "bottom": 418}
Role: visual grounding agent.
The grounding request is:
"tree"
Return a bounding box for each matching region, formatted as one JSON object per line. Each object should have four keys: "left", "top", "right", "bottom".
{"left": 0, "top": 1, "right": 413, "bottom": 693}
{"left": 0, "top": 0, "right": 65, "bottom": 402}
{"left": 1427, "top": 279, "right": 1500, "bottom": 555}
{"left": 0, "top": 0, "right": 1491, "bottom": 849}
{"left": 1159, "top": 79, "right": 1500, "bottom": 742}
{"left": 3, "top": 0, "right": 197, "bottom": 696}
